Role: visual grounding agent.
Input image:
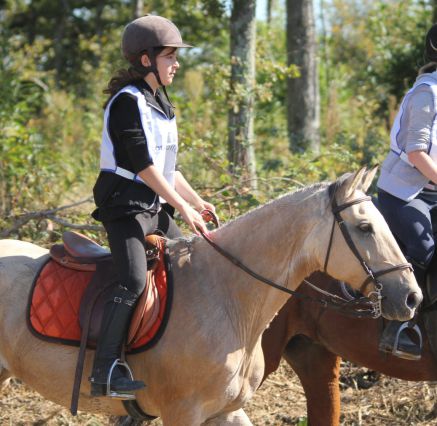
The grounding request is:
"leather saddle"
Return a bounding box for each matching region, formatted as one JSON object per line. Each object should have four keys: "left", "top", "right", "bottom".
{"left": 50, "top": 231, "right": 160, "bottom": 272}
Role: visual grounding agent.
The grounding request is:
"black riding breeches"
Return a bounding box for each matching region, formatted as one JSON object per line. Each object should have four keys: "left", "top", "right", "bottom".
{"left": 377, "top": 190, "right": 437, "bottom": 268}
{"left": 103, "top": 209, "right": 182, "bottom": 297}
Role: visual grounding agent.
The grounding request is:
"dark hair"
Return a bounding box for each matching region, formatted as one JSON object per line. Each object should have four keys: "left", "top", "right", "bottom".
{"left": 420, "top": 24, "right": 437, "bottom": 74}
{"left": 103, "top": 67, "right": 143, "bottom": 108}
{"left": 425, "top": 24, "right": 437, "bottom": 62}
{"left": 103, "top": 46, "right": 167, "bottom": 108}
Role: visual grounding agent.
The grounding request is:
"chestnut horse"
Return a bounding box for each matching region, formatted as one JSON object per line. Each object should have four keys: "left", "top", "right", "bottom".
{"left": 0, "top": 169, "right": 422, "bottom": 425}
{"left": 262, "top": 271, "right": 437, "bottom": 426}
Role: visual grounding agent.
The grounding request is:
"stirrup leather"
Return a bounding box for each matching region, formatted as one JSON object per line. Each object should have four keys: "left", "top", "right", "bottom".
{"left": 106, "top": 359, "right": 137, "bottom": 399}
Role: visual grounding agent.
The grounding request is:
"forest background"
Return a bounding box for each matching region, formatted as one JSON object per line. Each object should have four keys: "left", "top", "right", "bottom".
{"left": 0, "top": 0, "right": 435, "bottom": 243}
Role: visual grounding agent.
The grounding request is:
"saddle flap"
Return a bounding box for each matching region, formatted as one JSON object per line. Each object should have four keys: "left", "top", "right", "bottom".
{"left": 128, "top": 270, "right": 161, "bottom": 347}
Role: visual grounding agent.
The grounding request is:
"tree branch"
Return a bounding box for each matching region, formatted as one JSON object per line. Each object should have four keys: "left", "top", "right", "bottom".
{"left": 0, "top": 197, "right": 102, "bottom": 238}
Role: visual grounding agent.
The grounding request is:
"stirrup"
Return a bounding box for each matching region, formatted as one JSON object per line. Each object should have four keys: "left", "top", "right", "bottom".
{"left": 106, "top": 359, "right": 137, "bottom": 399}
{"left": 379, "top": 322, "right": 422, "bottom": 361}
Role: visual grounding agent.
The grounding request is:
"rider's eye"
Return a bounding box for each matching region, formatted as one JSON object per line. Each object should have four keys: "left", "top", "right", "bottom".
{"left": 358, "top": 222, "right": 373, "bottom": 233}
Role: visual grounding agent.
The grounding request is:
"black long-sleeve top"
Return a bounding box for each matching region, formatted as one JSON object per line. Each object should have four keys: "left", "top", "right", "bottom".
{"left": 92, "top": 80, "right": 175, "bottom": 222}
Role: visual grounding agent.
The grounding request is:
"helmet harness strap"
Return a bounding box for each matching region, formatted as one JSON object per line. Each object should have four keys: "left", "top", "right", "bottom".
{"left": 132, "top": 48, "right": 174, "bottom": 108}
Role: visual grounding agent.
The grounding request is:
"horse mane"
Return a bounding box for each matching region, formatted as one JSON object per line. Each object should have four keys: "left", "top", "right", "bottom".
{"left": 216, "top": 180, "right": 331, "bottom": 232}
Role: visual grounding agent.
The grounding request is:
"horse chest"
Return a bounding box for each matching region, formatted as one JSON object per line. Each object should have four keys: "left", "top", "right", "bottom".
{"left": 220, "top": 347, "right": 264, "bottom": 411}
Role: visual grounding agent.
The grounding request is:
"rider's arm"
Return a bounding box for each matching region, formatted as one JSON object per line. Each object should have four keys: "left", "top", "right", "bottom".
{"left": 406, "top": 88, "right": 437, "bottom": 183}
{"left": 174, "top": 171, "right": 215, "bottom": 213}
{"left": 137, "top": 166, "right": 206, "bottom": 234}
{"left": 408, "top": 151, "right": 437, "bottom": 184}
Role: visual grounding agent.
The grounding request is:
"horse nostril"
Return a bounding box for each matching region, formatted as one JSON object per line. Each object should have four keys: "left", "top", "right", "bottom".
{"left": 406, "top": 292, "right": 422, "bottom": 310}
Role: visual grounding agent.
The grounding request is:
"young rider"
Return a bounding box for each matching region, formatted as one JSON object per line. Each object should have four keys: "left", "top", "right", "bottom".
{"left": 89, "top": 15, "right": 215, "bottom": 397}
{"left": 377, "top": 24, "right": 437, "bottom": 360}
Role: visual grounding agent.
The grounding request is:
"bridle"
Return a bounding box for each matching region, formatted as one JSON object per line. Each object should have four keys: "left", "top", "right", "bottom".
{"left": 200, "top": 182, "right": 413, "bottom": 319}
{"left": 319, "top": 182, "right": 413, "bottom": 317}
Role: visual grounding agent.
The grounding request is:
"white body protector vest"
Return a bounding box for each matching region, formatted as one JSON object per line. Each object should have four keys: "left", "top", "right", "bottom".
{"left": 99, "top": 85, "right": 178, "bottom": 203}
{"left": 390, "top": 77, "right": 437, "bottom": 166}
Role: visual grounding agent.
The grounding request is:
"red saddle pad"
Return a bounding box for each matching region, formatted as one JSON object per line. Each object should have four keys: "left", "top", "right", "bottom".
{"left": 28, "top": 254, "right": 170, "bottom": 353}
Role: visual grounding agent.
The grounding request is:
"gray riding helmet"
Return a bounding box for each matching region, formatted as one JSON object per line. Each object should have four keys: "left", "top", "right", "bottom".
{"left": 121, "top": 15, "right": 192, "bottom": 104}
{"left": 122, "top": 15, "right": 192, "bottom": 69}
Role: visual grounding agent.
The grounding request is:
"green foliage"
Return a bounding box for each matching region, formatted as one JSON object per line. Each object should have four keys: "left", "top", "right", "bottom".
{"left": 1, "top": 0, "right": 434, "bottom": 242}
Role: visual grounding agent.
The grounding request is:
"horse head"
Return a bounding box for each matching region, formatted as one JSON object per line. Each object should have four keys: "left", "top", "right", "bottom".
{"left": 319, "top": 166, "right": 422, "bottom": 321}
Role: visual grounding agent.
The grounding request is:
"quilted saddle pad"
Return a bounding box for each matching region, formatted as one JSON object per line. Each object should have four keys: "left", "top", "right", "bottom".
{"left": 27, "top": 251, "right": 171, "bottom": 353}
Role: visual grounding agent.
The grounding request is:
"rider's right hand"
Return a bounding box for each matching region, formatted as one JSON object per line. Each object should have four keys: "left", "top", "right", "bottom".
{"left": 178, "top": 203, "right": 207, "bottom": 235}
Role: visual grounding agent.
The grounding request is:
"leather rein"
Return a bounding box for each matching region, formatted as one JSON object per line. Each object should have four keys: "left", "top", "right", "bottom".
{"left": 200, "top": 182, "right": 412, "bottom": 319}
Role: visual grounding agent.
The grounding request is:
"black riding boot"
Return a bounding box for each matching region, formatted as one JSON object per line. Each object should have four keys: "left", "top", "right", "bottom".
{"left": 89, "top": 285, "right": 145, "bottom": 398}
{"left": 378, "top": 261, "right": 425, "bottom": 361}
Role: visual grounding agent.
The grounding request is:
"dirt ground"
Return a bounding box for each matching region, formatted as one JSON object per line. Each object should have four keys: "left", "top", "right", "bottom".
{"left": 1, "top": 360, "right": 437, "bottom": 425}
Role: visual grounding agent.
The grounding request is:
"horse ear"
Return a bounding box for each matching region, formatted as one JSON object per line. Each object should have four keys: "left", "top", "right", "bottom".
{"left": 360, "top": 164, "right": 379, "bottom": 193}
{"left": 337, "top": 167, "right": 367, "bottom": 200}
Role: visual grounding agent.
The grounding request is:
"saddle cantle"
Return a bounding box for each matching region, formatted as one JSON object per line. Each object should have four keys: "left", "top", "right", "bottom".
{"left": 28, "top": 231, "right": 172, "bottom": 352}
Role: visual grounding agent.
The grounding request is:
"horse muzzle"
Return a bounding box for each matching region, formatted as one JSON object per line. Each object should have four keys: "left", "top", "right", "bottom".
{"left": 380, "top": 281, "right": 423, "bottom": 321}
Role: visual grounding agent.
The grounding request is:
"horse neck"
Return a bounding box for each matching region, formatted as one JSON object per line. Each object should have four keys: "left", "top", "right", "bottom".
{"left": 195, "top": 185, "right": 327, "bottom": 348}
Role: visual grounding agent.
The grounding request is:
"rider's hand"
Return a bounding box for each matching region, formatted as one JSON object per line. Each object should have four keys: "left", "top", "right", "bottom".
{"left": 178, "top": 203, "right": 207, "bottom": 235}
{"left": 193, "top": 199, "right": 216, "bottom": 213}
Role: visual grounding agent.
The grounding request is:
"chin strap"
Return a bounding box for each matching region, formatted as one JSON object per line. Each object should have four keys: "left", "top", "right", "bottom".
{"left": 133, "top": 48, "right": 175, "bottom": 108}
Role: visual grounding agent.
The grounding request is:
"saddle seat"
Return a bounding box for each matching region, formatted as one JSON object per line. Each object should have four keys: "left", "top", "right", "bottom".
{"left": 50, "top": 231, "right": 159, "bottom": 272}
{"left": 63, "top": 231, "right": 111, "bottom": 261}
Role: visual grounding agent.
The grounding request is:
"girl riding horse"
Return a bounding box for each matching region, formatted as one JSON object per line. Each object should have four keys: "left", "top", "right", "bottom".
{"left": 89, "top": 15, "right": 215, "bottom": 398}
{"left": 377, "top": 23, "right": 437, "bottom": 360}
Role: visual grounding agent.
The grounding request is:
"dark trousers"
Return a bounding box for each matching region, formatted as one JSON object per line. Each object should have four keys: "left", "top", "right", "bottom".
{"left": 377, "top": 190, "right": 437, "bottom": 268}
{"left": 103, "top": 209, "right": 182, "bottom": 297}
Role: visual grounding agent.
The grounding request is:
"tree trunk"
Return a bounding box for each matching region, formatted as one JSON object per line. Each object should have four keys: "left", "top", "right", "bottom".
{"left": 432, "top": 0, "right": 437, "bottom": 25}
{"left": 133, "top": 0, "right": 144, "bottom": 19}
{"left": 286, "top": 0, "right": 320, "bottom": 153}
{"left": 228, "top": 0, "right": 257, "bottom": 189}
{"left": 267, "top": 0, "right": 273, "bottom": 24}
{"left": 93, "top": 0, "right": 105, "bottom": 67}
{"left": 54, "top": 0, "right": 70, "bottom": 88}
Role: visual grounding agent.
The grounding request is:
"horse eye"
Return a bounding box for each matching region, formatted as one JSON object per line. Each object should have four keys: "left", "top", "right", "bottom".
{"left": 358, "top": 222, "right": 373, "bottom": 233}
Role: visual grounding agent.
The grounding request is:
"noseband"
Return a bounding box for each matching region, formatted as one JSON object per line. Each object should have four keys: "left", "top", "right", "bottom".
{"left": 323, "top": 183, "right": 413, "bottom": 315}
{"left": 199, "top": 182, "right": 413, "bottom": 319}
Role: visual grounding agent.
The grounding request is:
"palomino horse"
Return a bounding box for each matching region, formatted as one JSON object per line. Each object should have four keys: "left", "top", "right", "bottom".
{"left": 262, "top": 272, "right": 437, "bottom": 426}
{"left": 0, "top": 168, "right": 422, "bottom": 425}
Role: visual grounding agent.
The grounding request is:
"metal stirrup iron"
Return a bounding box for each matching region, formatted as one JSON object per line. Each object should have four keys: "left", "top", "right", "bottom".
{"left": 106, "top": 358, "right": 137, "bottom": 399}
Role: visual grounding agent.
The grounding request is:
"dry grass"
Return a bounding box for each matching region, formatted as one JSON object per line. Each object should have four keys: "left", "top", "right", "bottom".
{"left": 1, "top": 360, "right": 437, "bottom": 425}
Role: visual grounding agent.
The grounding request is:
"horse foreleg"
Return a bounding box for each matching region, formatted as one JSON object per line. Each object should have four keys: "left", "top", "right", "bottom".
{"left": 283, "top": 335, "right": 341, "bottom": 426}
{"left": 203, "top": 409, "right": 253, "bottom": 425}
{"left": 160, "top": 404, "right": 203, "bottom": 426}
{"left": 112, "top": 416, "right": 154, "bottom": 426}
